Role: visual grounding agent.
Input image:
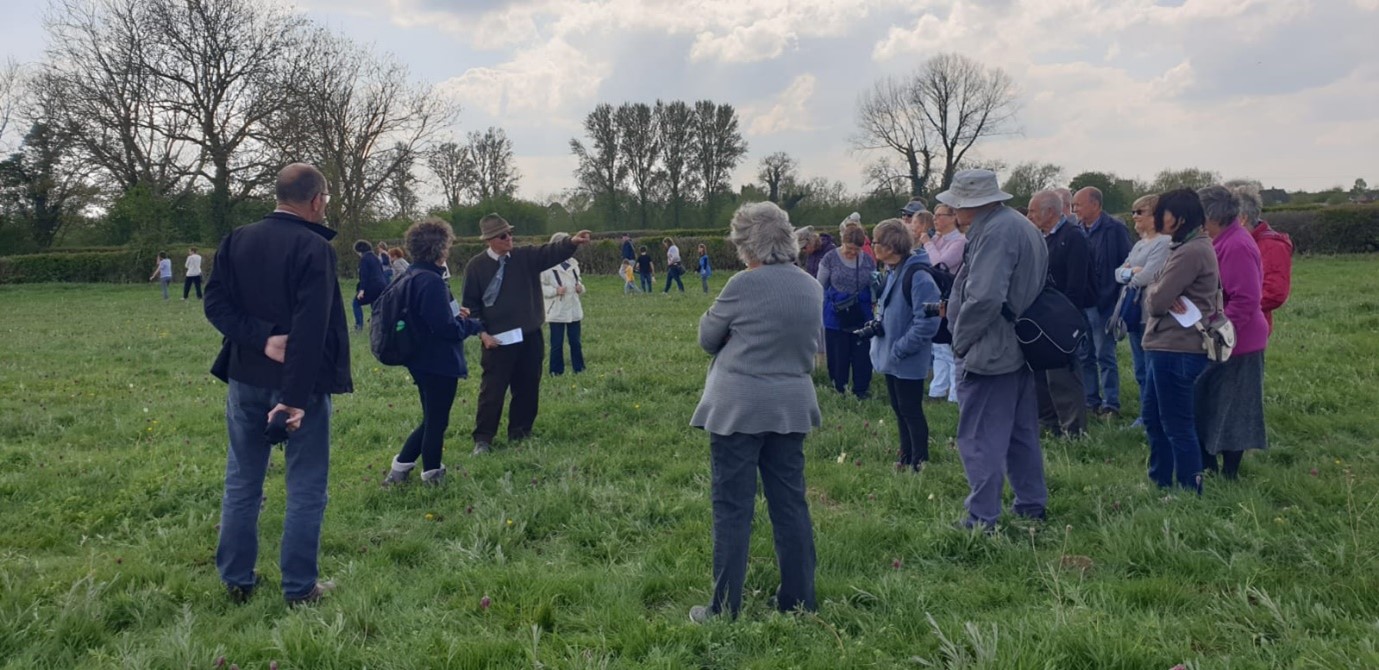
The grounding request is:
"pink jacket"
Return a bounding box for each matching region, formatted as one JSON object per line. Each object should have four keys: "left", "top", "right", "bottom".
{"left": 924, "top": 230, "right": 967, "bottom": 274}
{"left": 1212, "top": 223, "right": 1270, "bottom": 355}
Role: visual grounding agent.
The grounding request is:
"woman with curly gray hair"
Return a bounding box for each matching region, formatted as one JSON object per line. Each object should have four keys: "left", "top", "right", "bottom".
{"left": 689, "top": 201, "right": 821, "bottom": 623}
{"left": 381, "top": 217, "right": 484, "bottom": 487}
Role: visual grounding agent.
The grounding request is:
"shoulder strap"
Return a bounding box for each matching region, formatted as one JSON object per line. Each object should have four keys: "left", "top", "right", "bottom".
{"left": 887, "top": 263, "right": 926, "bottom": 308}
{"left": 551, "top": 269, "right": 563, "bottom": 287}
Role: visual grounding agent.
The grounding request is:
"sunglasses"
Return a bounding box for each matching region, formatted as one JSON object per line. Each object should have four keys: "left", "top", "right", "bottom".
{"left": 494, "top": 232, "right": 511, "bottom": 240}
{"left": 1132, "top": 209, "right": 1147, "bottom": 215}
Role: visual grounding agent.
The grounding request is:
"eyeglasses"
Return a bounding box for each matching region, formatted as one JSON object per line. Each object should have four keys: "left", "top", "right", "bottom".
{"left": 900, "top": 213, "right": 914, "bottom": 219}
{"left": 1132, "top": 209, "right": 1146, "bottom": 215}
{"left": 321, "top": 193, "right": 331, "bottom": 205}
{"left": 495, "top": 233, "right": 511, "bottom": 240}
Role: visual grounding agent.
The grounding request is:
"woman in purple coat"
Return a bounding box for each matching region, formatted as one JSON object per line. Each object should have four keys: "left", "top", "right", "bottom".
{"left": 1195, "top": 185, "right": 1270, "bottom": 479}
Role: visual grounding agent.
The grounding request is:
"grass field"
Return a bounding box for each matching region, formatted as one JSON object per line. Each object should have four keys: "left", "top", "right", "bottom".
{"left": 2, "top": 256, "right": 1378, "bottom": 669}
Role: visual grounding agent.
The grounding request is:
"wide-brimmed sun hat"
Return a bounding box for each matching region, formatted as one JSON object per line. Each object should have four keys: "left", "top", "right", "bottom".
{"left": 935, "top": 169, "right": 1013, "bottom": 209}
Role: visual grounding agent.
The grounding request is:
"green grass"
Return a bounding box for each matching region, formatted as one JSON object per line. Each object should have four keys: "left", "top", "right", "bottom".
{"left": 1, "top": 256, "right": 1378, "bottom": 669}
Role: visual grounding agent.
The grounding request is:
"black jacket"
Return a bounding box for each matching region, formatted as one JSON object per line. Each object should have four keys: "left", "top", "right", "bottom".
{"left": 356, "top": 252, "right": 388, "bottom": 305}
{"left": 1045, "top": 220, "right": 1095, "bottom": 310}
{"left": 399, "top": 263, "right": 484, "bottom": 379}
{"left": 205, "top": 211, "right": 353, "bottom": 408}
{"left": 461, "top": 241, "right": 577, "bottom": 334}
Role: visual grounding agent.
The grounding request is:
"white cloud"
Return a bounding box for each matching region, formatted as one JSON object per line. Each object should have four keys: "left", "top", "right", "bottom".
{"left": 746, "top": 74, "right": 817, "bottom": 135}
{"left": 435, "top": 37, "right": 609, "bottom": 118}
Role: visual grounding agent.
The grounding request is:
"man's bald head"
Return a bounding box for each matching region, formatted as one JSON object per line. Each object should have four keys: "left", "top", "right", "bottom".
{"left": 1073, "top": 187, "right": 1103, "bottom": 225}
{"left": 276, "top": 163, "right": 327, "bottom": 206}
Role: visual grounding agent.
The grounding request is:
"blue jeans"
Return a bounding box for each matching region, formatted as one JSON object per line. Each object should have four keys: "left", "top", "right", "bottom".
{"left": 1143, "top": 351, "right": 1207, "bottom": 491}
{"left": 638, "top": 272, "right": 653, "bottom": 293}
{"left": 708, "top": 432, "right": 816, "bottom": 617}
{"left": 549, "top": 321, "right": 584, "bottom": 375}
{"left": 1079, "top": 307, "right": 1120, "bottom": 410}
{"left": 1127, "top": 324, "right": 1147, "bottom": 421}
{"left": 352, "top": 296, "right": 365, "bottom": 330}
{"left": 664, "top": 265, "right": 684, "bottom": 292}
{"left": 217, "top": 380, "right": 332, "bottom": 600}
{"left": 159, "top": 277, "right": 171, "bottom": 300}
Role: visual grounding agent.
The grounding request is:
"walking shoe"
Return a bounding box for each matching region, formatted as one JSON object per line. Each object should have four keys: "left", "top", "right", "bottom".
{"left": 381, "top": 468, "right": 411, "bottom": 487}
{"left": 225, "top": 573, "right": 261, "bottom": 604}
{"left": 420, "top": 466, "right": 446, "bottom": 486}
{"left": 472, "top": 442, "right": 491, "bottom": 456}
{"left": 688, "top": 605, "right": 713, "bottom": 624}
{"left": 286, "top": 580, "right": 336, "bottom": 607}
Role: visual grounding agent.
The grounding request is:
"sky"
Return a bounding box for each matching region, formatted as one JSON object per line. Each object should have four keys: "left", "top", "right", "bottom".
{"left": 3, "top": 0, "right": 1376, "bottom": 202}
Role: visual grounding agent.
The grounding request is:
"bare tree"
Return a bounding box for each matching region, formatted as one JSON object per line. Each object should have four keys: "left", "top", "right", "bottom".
{"left": 852, "top": 75, "right": 935, "bottom": 199}
{"left": 0, "top": 59, "right": 23, "bottom": 151}
{"left": 570, "top": 103, "right": 624, "bottom": 225}
{"left": 913, "top": 53, "right": 1019, "bottom": 191}
{"left": 863, "top": 156, "right": 912, "bottom": 202}
{"left": 466, "top": 127, "right": 519, "bottom": 202}
{"left": 757, "top": 151, "right": 798, "bottom": 204}
{"left": 691, "top": 100, "right": 747, "bottom": 225}
{"left": 286, "top": 28, "right": 454, "bottom": 241}
{"left": 427, "top": 139, "right": 472, "bottom": 211}
{"left": 1149, "top": 167, "right": 1221, "bottom": 193}
{"left": 39, "top": 0, "right": 199, "bottom": 197}
{"left": 655, "top": 99, "right": 697, "bottom": 228}
{"left": 616, "top": 102, "right": 660, "bottom": 228}
{"left": 383, "top": 141, "right": 420, "bottom": 220}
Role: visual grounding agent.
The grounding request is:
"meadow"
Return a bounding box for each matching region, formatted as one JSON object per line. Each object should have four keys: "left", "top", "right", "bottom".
{"left": 1, "top": 256, "right": 1378, "bottom": 669}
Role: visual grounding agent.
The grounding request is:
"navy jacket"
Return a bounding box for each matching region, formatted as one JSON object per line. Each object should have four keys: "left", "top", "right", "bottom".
{"left": 621, "top": 240, "right": 635, "bottom": 262}
{"left": 205, "top": 211, "right": 353, "bottom": 408}
{"left": 1045, "top": 220, "right": 1095, "bottom": 310}
{"left": 356, "top": 252, "right": 388, "bottom": 305}
{"left": 1083, "top": 212, "right": 1132, "bottom": 313}
{"left": 400, "top": 263, "right": 484, "bottom": 379}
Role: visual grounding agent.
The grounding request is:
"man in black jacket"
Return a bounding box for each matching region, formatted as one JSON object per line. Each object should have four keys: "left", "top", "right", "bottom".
{"left": 351, "top": 240, "right": 388, "bottom": 331}
{"left": 204, "top": 163, "right": 352, "bottom": 606}
{"left": 1028, "top": 190, "right": 1090, "bottom": 437}
{"left": 462, "top": 213, "right": 592, "bottom": 454}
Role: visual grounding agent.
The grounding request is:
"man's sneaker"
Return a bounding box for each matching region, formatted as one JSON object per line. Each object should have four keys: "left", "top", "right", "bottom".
{"left": 286, "top": 580, "right": 336, "bottom": 607}
{"left": 689, "top": 605, "right": 713, "bottom": 624}
{"left": 225, "top": 573, "right": 261, "bottom": 604}
{"left": 420, "top": 466, "right": 446, "bottom": 486}
{"left": 381, "top": 468, "right": 411, "bottom": 487}
{"left": 472, "top": 442, "right": 491, "bottom": 456}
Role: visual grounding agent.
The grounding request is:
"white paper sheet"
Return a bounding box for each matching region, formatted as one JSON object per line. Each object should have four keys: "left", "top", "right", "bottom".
{"left": 492, "top": 328, "right": 524, "bottom": 346}
{"left": 1172, "top": 297, "right": 1202, "bottom": 328}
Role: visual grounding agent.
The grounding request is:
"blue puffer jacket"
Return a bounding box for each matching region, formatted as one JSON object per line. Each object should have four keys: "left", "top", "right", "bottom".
{"left": 869, "top": 250, "right": 942, "bottom": 380}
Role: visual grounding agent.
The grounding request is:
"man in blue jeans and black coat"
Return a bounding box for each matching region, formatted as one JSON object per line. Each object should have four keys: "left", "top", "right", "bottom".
{"left": 204, "top": 163, "right": 353, "bottom": 606}
{"left": 1073, "top": 186, "right": 1132, "bottom": 418}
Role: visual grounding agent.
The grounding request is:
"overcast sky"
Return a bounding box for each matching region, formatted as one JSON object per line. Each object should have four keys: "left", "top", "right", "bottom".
{"left": 3, "top": 0, "right": 1376, "bottom": 201}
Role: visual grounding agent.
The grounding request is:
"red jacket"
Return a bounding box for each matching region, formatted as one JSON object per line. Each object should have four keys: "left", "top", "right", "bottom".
{"left": 1250, "top": 220, "right": 1293, "bottom": 331}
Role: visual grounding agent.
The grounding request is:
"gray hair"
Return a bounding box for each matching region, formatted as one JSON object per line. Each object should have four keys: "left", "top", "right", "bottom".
{"left": 1197, "top": 185, "right": 1240, "bottom": 226}
{"left": 549, "top": 231, "right": 570, "bottom": 244}
{"left": 1055, "top": 188, "right": 1073, "bottom": 213}
{"left": 795, "top": 226, "right": 819, "bottom": 248}
{"left": 872, "top": 218, "right": 913, "bottom": 257}
{"left": 730, "top": 202, "right": 798, "bottom": 266}
{"left": 1028, "top": 190, "right": 1061, "bottom": 219}
{"left": 1224, "top": 179, "right": 1263, "bottom": 227}
{"left": 405, "top": 216, "right": 455, "bottom": 265}
{"left": 839, "top": 212, "right": 861, "bottom": 234}
{"left": 1076, "top": 186, "right": 1104, "bottom": 207}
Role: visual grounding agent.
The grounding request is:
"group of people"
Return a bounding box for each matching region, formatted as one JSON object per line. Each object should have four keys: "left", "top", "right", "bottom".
{"left": 690, "top": 168, "right": 1292, "bottom": 620}
{"left": 198, "top": 161, "right": 1290, "bottom": 621}
{"left": 203, "top": 163, "right": 593, "bottom": 605}
{"left": 147, "top": 247, "right": 203, "bottom": 300}
{"left": 619, "top": 234, "right": 713, "bottom": 294}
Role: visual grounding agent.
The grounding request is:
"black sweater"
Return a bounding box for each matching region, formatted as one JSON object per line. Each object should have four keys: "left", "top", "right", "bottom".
{"left": 205, "top": 211, "right": 353, "bottom": 408}
{"left": 1045, "top": 221, "right": 1095, "bottom": 310}
{"left": 461, "top": 240, "right": 577, "bottom": 334}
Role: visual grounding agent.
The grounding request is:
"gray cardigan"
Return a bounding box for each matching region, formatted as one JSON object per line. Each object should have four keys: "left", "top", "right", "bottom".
{"left": 949, "top": 204, "right": 1049, "bottom": 376}
{"left": 691, "top": 263, "right": 823, "bottom": 436}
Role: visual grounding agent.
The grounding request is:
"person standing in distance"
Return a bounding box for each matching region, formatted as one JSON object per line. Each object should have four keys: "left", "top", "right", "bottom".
{"left": 184, "top": 246, "right": 204, "bottom": 300}
{"left": 461, "top": 214, "right": 592, "bottom": 454}
{"left": 203, "top": 163, "right": 352, "bottom": 606}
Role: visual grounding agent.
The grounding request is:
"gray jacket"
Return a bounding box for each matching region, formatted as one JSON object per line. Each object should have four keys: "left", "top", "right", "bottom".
{"left": 691, "top": 263, "right": 823, "bottom": 436}
{"left": 949, "top": 204, "right": 1049, "bottom": 376}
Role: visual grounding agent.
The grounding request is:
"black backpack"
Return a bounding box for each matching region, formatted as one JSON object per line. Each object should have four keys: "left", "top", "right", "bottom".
{"left": 1001, "top": 283, "right": 1089, "bottom": 372}
{"left": 914, "top": 262, "right": 955, "bottom": 344}
{"left": 370, "top": 268, "right": 423, "bottom": 366}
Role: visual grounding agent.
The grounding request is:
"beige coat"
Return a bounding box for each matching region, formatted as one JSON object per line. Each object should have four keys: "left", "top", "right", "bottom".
{"left": 540, "top": 259, "right": 585, "bottom": 323}
{"left": 1143, "top": 233, "right": 1221, "bottom": 354}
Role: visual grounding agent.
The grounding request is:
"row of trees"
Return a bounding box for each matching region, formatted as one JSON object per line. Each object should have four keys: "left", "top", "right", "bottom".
{"left": 569, "top": 100, "right": 748, "bottom": 230}
{"left": 0, "top": 0, "right": 518, "bottom": 252}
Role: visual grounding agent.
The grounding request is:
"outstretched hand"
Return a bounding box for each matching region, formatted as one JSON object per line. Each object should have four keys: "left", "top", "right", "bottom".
{"left": 570, "top": 230, "right": 593, "bottom": 246}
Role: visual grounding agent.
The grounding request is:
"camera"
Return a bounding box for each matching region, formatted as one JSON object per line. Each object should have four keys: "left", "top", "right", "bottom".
{"left": 853, "top": 318, "right": 884, "bottom": 339}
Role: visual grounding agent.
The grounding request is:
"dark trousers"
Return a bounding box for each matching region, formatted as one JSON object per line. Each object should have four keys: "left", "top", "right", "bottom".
{"left": 885, "top": 375, "right": 929, "bottom": 468}
{"left": 1202, "top": 449, "right": 1244, "bottom": 479}
{"left": 1143, "top": 351, "right": 1207, "bottom": 491}
{"left": 664, "top": 265, "right": 685, "bottom": 292}
{"left": 638, "top": 272, "right": 653, "bottom": 293}
{"left": 473, "top": 329, "right": 544, "bottom": 444}
{"left": 1035, "top": 363, "right": 1087, "bottom": 437}
{"left": 708, "top": 431, "right": 817, "bottom": 617}
{"left": 824, "top": 328, "right": 872, "bottom": 398}
{"left": 549, "top": 321, "right": 584, "bottom": 375}
{"left": 183, "top": 275, "right": 203, "bottom": 299}
{"left": 352, "top": 297, "right": 365, "bottom": 330}
{"left": 396, "top": 372, "right": 458, "bottom": 471}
